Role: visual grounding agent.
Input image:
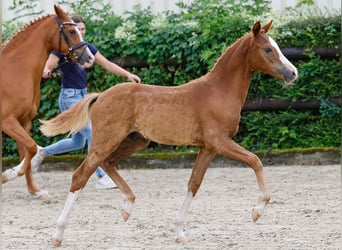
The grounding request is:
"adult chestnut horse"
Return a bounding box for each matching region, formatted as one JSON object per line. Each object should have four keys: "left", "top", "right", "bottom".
{"left": 41, "top": 21, "right": 298, "bottom": 246}
{"left": 2, "top": 5, "right": 94, "bottom": 198}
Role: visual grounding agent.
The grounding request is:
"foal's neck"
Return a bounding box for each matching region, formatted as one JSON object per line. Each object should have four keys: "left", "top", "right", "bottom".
{"left": 207, "top": 34, "right": 254, "bottom": 103}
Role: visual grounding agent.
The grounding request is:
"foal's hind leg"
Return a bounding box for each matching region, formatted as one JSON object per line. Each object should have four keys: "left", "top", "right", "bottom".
{"left": 105, "top": 132, "right": 150, "bottom": 166}
{"left": 52, "top": 156, "right": 99, "bottom": 247}
{"left": 52, "top": 134, "right": 147, "bottom": 247}
{"left": 175, "top": 148, "right": 216, "bottom": 243}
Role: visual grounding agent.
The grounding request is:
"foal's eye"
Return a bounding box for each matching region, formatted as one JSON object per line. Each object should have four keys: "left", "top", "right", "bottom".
{"left": 263, "top": 47, "right": 272, "bottom": 53}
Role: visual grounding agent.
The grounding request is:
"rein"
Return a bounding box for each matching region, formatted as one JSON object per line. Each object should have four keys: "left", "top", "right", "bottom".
{"left": 56, "top": 16, "right": 87, "bottom": 62}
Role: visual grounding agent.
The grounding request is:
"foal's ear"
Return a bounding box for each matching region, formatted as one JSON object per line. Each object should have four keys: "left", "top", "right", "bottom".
{"left": 262, "top": 20, "right": 273, "bottom": 33}
{"left": 252, "top": 21, "right": 261, "bottom": 37}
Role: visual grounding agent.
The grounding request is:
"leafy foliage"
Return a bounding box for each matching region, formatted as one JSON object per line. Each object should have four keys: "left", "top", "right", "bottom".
{"left": 2, "top": 0, "right": 341, "bottom": 157}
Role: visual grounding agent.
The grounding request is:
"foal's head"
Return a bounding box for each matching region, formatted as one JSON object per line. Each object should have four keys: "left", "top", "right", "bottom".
{"left": 53, "top": 5, "right": 94, "bottom": 65}
{"left": 248, "top": 21, "right": 298, "bottom": 85}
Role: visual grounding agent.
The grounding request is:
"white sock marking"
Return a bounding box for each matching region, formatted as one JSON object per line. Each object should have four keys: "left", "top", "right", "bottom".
{"left": 53, "top": 190, "right": 81, "bottom": 241}
{"left": 175, "top": 191, "right": 193, "bottom": 240}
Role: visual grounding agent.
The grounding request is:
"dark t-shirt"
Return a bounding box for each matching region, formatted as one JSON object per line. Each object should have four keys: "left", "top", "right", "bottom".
{"left": 52, "top": 43, "right": 98, "bottom": 89}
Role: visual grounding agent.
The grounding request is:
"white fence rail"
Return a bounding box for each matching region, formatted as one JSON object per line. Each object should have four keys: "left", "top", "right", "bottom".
{"left": 2, "top": 0, "right": 340, "bottom": 23}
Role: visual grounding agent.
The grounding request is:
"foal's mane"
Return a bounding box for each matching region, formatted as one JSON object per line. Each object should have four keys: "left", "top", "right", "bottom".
{"left": 208, "top": 32, "right": 252, "bottom": 74}
{"left": 2, "top": 14, "right": 53, "bottom": 49}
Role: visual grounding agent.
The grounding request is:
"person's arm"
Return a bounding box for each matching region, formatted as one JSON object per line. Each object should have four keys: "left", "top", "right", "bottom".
{"left": 94, "top": 51, "right": 141, "bottom": 83}
{"left": 42, "top": 53, "right": 60, "bottom": 78}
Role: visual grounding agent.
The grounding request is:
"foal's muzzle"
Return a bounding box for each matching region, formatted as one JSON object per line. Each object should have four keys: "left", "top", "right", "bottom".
{"left": 276, "top": 65, "right": 298, "bottom": 86}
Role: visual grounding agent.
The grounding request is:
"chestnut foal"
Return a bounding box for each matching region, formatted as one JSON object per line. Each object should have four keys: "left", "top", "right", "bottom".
{"left": 41, "top": 21, "right": 297, "bottom": 246}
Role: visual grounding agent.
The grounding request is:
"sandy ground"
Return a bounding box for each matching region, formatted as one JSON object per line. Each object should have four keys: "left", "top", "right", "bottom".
{"left": 2, "top": 165, "right": 341, "bottom": 250}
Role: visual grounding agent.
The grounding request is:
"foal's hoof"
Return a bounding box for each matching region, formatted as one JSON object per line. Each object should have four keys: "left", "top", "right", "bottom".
{"left": 175, "top": 231, "right": 187, "bottom": 243}
{"left": 252, "top": 208, "right": 261, "bottom": 222}
{"left": 52, "top": 238, "right": 62, "bottom": 247}
{"left": 121, "top": 209, "right": 130, "bottom": 222}
{"left": 175, "top": 236, "right": 187, "bottom": 243}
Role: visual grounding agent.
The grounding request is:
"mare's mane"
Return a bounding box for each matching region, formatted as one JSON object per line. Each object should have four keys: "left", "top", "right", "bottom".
{"left": 3, "top": 14, "right": 53, "bottom": 49}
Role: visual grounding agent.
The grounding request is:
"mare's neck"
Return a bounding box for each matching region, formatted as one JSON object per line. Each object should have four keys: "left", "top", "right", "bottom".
{"left": 206, "top": 34, "right": 254, "bottom": 105}
{"left": 3, "top": 16, "right": 55, "bottom": 77}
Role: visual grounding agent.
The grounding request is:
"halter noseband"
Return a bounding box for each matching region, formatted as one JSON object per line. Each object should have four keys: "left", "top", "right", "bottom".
{"left": 56, "top": 16, "right": 87, "bottom": 62}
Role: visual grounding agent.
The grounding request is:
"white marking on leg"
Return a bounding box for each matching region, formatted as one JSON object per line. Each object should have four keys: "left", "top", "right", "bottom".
{"left": 30, "top": 145, "right": 44, "bottom": 173}
{"left": 252, "top": 194, "right": 270, "bottom": 222}
{"left": 32, "top": 189, "right": 49, "bottom": 199}
{"left": 175, "top": 191, "right": 193, "bottom": 242}
{"left": 4, "top": 144, "right": 43, "bottom": 182}
{"left": 53, "top": 190, "right": 81, "bottom": 243}
{"left": 122, "top": 198, "right": 134, "bottom": 215}
{"left": 121, "top": 195, "right": 134, "bottom": 222}
{"left": 4, "top": 159, "right": 25, "bottom": 181}
{"left": 253, "top": 199, "right": 267, "bottom": 216}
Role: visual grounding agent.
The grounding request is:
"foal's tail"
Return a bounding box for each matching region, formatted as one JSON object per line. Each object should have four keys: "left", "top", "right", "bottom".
{"left": 40, "top": 93, "right": 100, "bottom": 136}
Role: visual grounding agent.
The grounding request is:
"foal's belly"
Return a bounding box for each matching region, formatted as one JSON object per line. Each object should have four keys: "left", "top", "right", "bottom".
{"left": 135, "top": 103, "right": 200, "bottom": 145}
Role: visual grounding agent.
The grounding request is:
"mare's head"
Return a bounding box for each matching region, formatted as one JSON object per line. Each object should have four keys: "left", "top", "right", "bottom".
{"left": 53, "top": 5, "right": 94, "bottom": 65}
{"left": 247, "top": 21, "right": 298, "bottom": 85}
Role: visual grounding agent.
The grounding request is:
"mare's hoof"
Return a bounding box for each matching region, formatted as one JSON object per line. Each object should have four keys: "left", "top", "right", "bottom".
{"left": 2, "top": 174, "right": 9, "bottom": 183}
{"left": 2, "top": 169, "right": 18, "bottom": 183}
{"left": 52, "top": 238, "right": 62, "bottom": 247}
{"left": 31, "top": 189, "right": 50, "bottom": 200}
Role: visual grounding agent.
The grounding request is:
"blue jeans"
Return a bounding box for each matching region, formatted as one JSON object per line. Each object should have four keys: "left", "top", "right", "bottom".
{"left": 43, "top": 88, "right": 106, "bottom": 178}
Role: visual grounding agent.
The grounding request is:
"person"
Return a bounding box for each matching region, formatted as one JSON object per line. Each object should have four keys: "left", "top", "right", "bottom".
{"left": 34, "top": 15, "right": 141, "bottom": 189}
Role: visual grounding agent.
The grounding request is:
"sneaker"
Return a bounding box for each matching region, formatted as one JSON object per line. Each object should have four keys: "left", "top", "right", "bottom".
{"left": 31, "top": 145, "right": 44, "bottom": 173}
{"left": 95, "top": 175, "right": 117, "bottom": 189}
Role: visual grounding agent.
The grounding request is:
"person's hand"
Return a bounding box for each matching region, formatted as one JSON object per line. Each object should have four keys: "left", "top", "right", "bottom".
{"left": 42, "top": 69, "right": 52, "bottom": 78}
{"left": 127, "top": 73, "right": 141, "bottom": 83}
{"left": 81, "top": 60, "right": 94, "bottom": 69}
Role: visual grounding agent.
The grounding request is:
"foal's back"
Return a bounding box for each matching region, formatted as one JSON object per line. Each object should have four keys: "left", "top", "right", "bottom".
{"left": 92, "top": 78, "right": 212, "bottom": 146}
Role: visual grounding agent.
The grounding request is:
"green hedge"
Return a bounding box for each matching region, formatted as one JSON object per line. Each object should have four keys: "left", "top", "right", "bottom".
{"left": 2, "top": 0, "right": 341, "bottom": 157}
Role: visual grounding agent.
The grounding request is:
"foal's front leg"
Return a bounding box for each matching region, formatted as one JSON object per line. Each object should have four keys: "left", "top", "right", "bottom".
{"left": 101, "top": 165, "right": 136, "bottom": 221}
{"left": 103, "top": 132, "right": 150, "bottom": 221}
{"left": 218, "top": 138, "right": 270, "bottom": 222}
{"left": 175, "top": 148, "right": 216, "bottom": 243}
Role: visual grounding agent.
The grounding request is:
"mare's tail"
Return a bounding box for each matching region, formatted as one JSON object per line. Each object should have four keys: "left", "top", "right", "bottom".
{"left": 40, "top": 92, "right": 100, "bottom": 136}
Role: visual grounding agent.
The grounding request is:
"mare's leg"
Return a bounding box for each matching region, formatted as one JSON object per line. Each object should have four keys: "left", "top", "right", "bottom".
{"left": 175, "top": 148, "right": 216, "bottom": 243}
{"left": 3, "top": 140, "right": 27, "bottom": 183}
{"left": 52, "top": 156, "right": 99, "bottom": 247}
{"left": 21, "top": 120, "right": 49, "bottom": 198}
{"left": 2, "top": 117, "right": 46, "bottom": 197}
{"left": 2, "top": 117, "right": 36, "bottom": 176}
{"left": 216, "top": 138, "right": 270, "bottom": 222}
{"left": 16, "top": 141, "right": 26, "bottom": 160}
{"left": 103, "top": 132, "right": 150, "bottom": 221}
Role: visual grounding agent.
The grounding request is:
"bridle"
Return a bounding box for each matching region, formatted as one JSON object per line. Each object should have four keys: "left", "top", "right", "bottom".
{"left": 56, "top": 16, "right": 87, "bottom": 62}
